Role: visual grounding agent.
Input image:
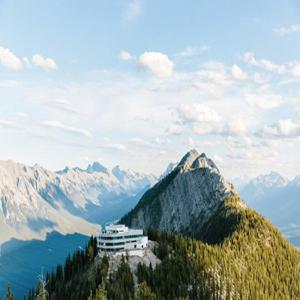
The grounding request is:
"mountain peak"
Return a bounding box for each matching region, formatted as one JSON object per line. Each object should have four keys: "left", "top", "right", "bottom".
{"left": 178, "top": 149, "right": 219, "bottom": 173}
{"left": 252, "top": 171, "right": 288, "bottom": 188}
{"left": 86, "top": 162, "right": 109, "bottom": 174}
{"left": 178, "top": 149, "right": 199, "bottom": 168}
{"left": 121, "top": 149, "right": 234, "bottom": 234}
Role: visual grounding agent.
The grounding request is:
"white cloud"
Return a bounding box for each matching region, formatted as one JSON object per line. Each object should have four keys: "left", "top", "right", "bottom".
{"left": 124, "top": 0, "right": 141, "bottom": 21}
{"left": 104, "top": 143, "right": 126, "bottom": 151}
{"left": 130, "top": 137, "right": 153, "bottom": 147}
{"left": 138, "top": 51, "right": 174, "bottom": 77}
{"left": 193, "top": 119, "right": 246, "bottom": 137}
{"left": 260, "top": 119, "right": 300, "bottom": 138}
{"left": 119, "top": 50, "right": 133, "bottom": 61}
{"left": 176, "top": 104, "right": 246, "bottom": 137}
{"left": 42, "top": 120, "right": 92, "bottom": 137}
{"left": 273, "top": 24, "right": 300, "bottom": 36}
{"left": 32, "top": 54, "right": 57, "bottom": 70}
{"left": 213, "top": 154, "right": 223, "bottom": 163}
{"left": 201, "top": 60, "right": 225, "bottom": 71}
{"left": 176, "top": 46, "right": 209, "bottom": 57}
{"left": 186, "top": 137, "right": 196, "bottom": 148}
{"left": 12, "top": 112, "right": 28, "bottom": 118}
{"left": 231, "top": 64, "right": 247, "bottom": 80}
{"left": 178, "top": 104, "right": 221, "bottom": 124}
{"left": 154, "top": 137, "right": 170, "bottom": 145}
{"left": 166, "top": 124, "right": 183, "bottom": 135}
{"left": 0, "top": 119, "right": 23, "bottom": 130}
{"left": 245, "top": 93, "right": 283, "bottom": 109}
{"left": 0, "top": 80, "right": 20, "bottom": 88}
{"left": 0, "top": 47, "right": 24, "bottom": 70}
{"left": 244, "top": 52, "right": 285, "bottom": 74}
{"left": 195, "top": 61, "right": 231, "bottom": 88}
{"left": 252, "top": 72, "right": 267, "bottom": 84}
{"left": 221, "top": 119, "right": 247, "bottom": 136}
{"left": 47, "top": 99, "right": 82, "bottom": 115}
{"left": 23, "top": 57, "right": 31, "bottom": 67}
{"left": 291, "top": 64, "right": 300, "bottom": 77}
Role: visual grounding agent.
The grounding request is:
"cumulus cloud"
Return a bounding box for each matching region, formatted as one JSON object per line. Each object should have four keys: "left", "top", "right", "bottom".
{"left": 0, "top": 47, "right": 57, "bottom": 72}
{"left": 0, "top": 47, "right": 24, "bottom": 70}
{"left": 244, "top": 52, "right": 285, "bottom": 74}
{"left": 42, "top": 120, "right": 92, "bottom": 137}
{"left": 194, "top": 61, "right": 232, "bottom": 88}
{"left": 124, "top": 0, "right": 141, "bottom": 21}
{"left": 119, "top": 50, "right": 133, "bottom": 61}
{"left": 176, "top": 104, "right": 246, "bottom": 137}
{"left": 273, "top": 24, "right": 300, "bottom": 36}
{"left": 138, "top": 51, "right": 174, "bottom": 77}
{"left": 231, "top": 64, "right": 247, "bottom": 80}
{"left": 220, "top": 120, "right": 247, "bottom": 136}
{"left": 260, "top": 119, "right": 300, "bottom": 138}
{"left": 192, "top": 119, "right": 246, "bottom": 136}
{"left": 178, "top": 104, "right": 221, "bottom": 124}
{"left": 32, "top": 54, "right": 57, "bottom": 70}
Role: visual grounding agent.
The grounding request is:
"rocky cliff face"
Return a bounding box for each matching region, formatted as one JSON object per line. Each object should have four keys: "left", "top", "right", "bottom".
{"left": 121, "top": 149, "right": 237, "bottom": 234}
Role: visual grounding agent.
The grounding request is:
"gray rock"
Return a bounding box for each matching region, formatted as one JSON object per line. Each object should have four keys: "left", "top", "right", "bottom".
{"left": 122, "top": 149, "right": 235, "bottom": 234}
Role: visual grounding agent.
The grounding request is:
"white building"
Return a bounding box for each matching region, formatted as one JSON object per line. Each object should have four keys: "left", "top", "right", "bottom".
{"left": 98, "top": 224, "right": 148, "bottom": 256}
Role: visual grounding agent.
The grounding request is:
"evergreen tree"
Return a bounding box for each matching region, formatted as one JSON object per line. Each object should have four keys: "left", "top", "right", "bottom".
{"left": 3, "top": 284, "right": 14, "bottom": 300}
{"left": 136, "top": 282, "right": 156, "bottom": 300}
{"left": 35, "top": 278, "right": 48, "bottom": 300}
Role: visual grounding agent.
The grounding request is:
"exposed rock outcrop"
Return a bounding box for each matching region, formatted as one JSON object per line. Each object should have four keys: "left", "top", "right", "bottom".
{"left": 121, "top": 149, "right": 237, "bottom": 235}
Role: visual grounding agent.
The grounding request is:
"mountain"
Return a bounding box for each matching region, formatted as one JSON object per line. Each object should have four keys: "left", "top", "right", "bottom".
{"left": 0, "top": 160, "right": 156, "bottom": 243}
{"left": 112, "top": 165, "right": 156, "bottom": 193}
{"left": 240, "top": 172, "right": 300, "bottom": 246}
{"left": 33, "top": 150, "right": 300, "bottom": 299}
{"left": 121, "top": 149, "right": 235, "bottom": 235}
{"left": 158, "top": 162, "right": 177, "bottom": 180}
{"left": 241, "top": 171, "right": 288, "bottom": 202}
{"left": 230, "top": 174, "right": 251, "bottom": 190}
{"left": 117, "top": 150, "right": 300, "bottom": 298}
{"left": 86, "top": 162, "right": 109, "bottom": 174}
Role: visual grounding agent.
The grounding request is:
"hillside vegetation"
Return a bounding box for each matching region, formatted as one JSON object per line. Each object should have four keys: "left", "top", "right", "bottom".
{"left": 6, "top": 196, "right": 296, "bottom": 299}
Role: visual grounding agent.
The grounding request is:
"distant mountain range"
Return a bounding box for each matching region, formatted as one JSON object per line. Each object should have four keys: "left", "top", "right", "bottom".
{"left": 238, "top": 171, "right": 300, "bottom": 243}
{"left": 2, "top": 150, "right": 300, "bottom": 298}
{"left": 0, "top": 160, "right": 156, "bottom": 243}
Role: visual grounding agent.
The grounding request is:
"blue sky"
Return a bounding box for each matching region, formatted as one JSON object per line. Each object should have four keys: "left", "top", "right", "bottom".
{"left": 0, "top": 0, "right": 300, "bottom": 179}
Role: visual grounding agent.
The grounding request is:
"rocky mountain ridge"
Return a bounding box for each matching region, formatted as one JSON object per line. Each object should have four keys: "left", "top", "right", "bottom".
{"left": 0, "top": 159, "right": 156, "bottom": 243}
{"left": 121, "top": 149, "right": 239, "bottom": 235}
